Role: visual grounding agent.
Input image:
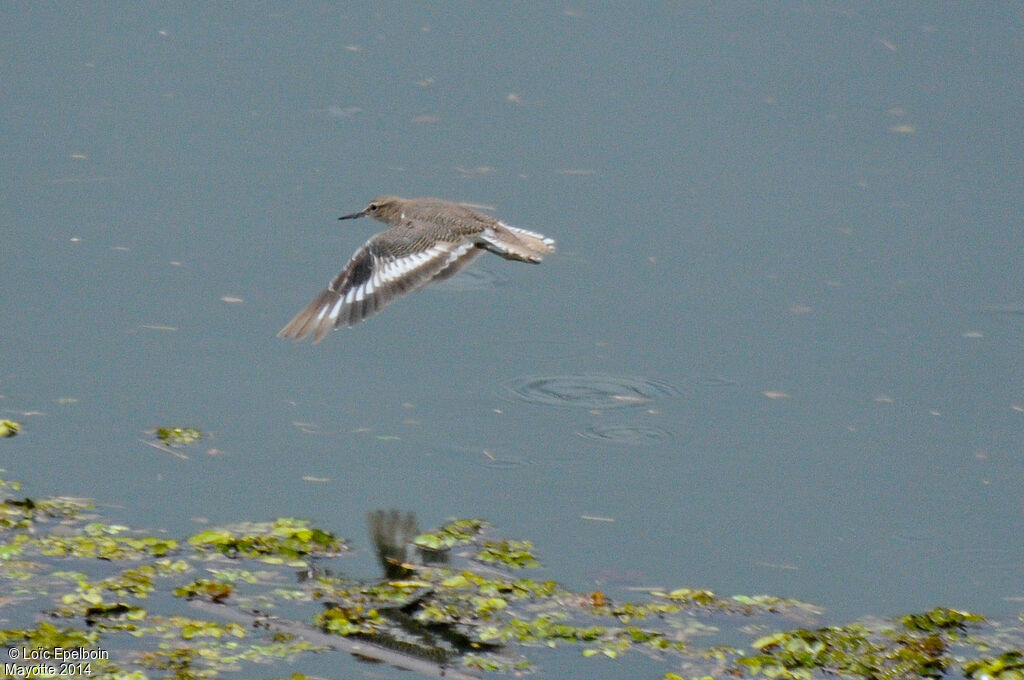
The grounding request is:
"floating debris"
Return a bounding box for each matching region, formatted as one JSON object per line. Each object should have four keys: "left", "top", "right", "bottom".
{"left": 0, "top": 420, "right": 20, "bottom": 438}
{"left": 153, "top": 426, "right": 204, "bottom": 447}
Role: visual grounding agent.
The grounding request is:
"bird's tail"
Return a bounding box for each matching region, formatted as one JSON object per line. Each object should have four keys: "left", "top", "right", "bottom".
{"left": 481, "top": 223, "right": 557, "bottom": 263}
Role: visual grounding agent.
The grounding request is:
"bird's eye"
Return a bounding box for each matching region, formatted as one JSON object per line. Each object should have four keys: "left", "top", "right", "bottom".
{"left": 368, "top": 203, "right": 379, "bottom": 212}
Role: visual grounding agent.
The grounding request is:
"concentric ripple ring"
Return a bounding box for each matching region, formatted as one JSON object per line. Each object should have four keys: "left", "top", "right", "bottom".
{"left": 503, "top": 374, "right": 678, "bottom": 410}
{"left": 578, "top": 424, "right": 674, "bottom": 445}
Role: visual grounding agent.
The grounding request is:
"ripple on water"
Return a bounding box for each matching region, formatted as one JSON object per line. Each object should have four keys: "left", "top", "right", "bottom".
{"left": 503, "top": 374, "right": 678, "bottom": 410}
{"left": 695, "top": 375, "right": 738, "bottom": 388}
{"left": 578, "top": 424, "right": 674, "bottom": 446}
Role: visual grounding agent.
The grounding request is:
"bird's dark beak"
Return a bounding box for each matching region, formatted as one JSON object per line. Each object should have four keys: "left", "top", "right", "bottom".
{"left": 338, "top": 209, "right": 366, "bottom": 220}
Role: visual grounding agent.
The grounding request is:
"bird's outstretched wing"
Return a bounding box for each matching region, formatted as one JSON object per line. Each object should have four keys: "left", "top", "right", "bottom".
{"left": 278, "top": 222, "right": 482, "bottom": 342}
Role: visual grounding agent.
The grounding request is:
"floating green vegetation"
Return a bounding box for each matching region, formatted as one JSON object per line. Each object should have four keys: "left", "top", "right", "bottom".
{"left": 0, "top": 473, "right": 1021, "bottom": 679}
{"left": 173, "top": 577, "right": 235, "bottom": 603}
{"left": 1, "top": 492, "right": 91, "bottom": 531}
{"left": 37, "top": 522, "right": 178, "bottom": 560}
{"left": 0, "top": 419, "right": 20, "bottom": 437}
{"left": 315, "top": 604, "right": 386, "bottom": 636}
{"left": 738, "top": 609, "right": 992, "bottom": 680}
{"left": 0, "top": 621, "right": 97, "bottom": 649}
{"left": 965, "top": 650, "right": 1024, "bottom": 679}
{"left": 474, "top": 538, "right": 540, "bottom": 569}
{"left": 439, "top": 570, "right": 561, "bottom": 600}
{"left": 902, "top": 607, "right": 985, "bottom": 632}
{"left": 413, "top": 518, "right": 488, "bottom": 550}
{"left": 188, "top": 517, "right": 345, "bottom": 563}
{"left": 153, "top": 426, "right": 204, "bottom": 446}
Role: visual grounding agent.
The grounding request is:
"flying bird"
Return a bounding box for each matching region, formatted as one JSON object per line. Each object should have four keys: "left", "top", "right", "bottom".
{"left": 278, "top": 195, "right": 556, "bottom": 342}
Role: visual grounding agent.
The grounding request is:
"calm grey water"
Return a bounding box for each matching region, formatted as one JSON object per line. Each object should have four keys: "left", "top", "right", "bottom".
{"left": 2, "top": 3, "right": 1022, "bottom": 676}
